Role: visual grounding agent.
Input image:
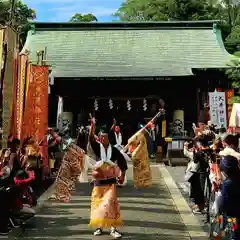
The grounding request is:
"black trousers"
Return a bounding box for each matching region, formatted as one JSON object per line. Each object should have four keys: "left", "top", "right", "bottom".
{"left": 0, "top": 190, "right": 10, "bottom": 229}
{"left": 189, "top": 173, "right": 205, "bottom": 206}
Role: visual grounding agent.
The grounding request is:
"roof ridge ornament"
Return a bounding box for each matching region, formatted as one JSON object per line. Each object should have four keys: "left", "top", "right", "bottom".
{"left": 213, "top": 22, "right": 217, "bottom": 33}
{"left": 30, "top": 23, "right": 36, "bottom": 34}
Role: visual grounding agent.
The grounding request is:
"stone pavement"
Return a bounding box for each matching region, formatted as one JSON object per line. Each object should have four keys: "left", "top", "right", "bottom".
{"left": 13, "top": 165, "right": 205, "bottom": 240}
{"left": 166, "top": 164, "right": 210, "bottom": 233}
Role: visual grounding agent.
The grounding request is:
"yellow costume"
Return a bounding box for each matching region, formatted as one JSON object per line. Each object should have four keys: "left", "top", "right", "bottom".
{"left": 128, "top": 129, "right": 152, "bottom": 188}
{"left": 89, "top": 161, "right": 122, "bottom": 228}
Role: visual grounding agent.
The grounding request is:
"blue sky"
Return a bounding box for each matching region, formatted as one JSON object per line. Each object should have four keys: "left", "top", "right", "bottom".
{"left": 23, "top": 0, "right": 121, "bottom": 22}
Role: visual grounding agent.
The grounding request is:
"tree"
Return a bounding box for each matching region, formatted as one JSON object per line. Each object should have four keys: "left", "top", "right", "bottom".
{"left": 0, "top": 1, "right": 9, "bottom": 23}
{"left": 220, "top": 0, "right": 240, "bottom": 28}
{"left": 167, "top": 0, "right": 211, "bottom": 20}
{"left": 0, "top": 0, "right": 36, "bottom": 25}
{"left": 114, "top": 0, "right": 169, "bottom": 21}
{"left": 0, "top": 0, "right": 36, "bottom": 46}
{"left": 114, "top": 0, "right": 222, "bottom": 21}
{"left": 225, "top": 59, "right": 240, "bottom": 103}
{"left": 69, "top": 13, "right": 97, "bottom": 22}
{"left": 225, "top": 25, "right": 240, "bottom": 54}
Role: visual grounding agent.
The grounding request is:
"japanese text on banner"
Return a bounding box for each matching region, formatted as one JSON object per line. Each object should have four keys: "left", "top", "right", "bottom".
{"left": 209, "top": 92, "right": 227, "bottom": 128}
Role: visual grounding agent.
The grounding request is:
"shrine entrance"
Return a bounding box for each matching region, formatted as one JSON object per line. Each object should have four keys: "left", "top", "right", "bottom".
{"left": 49, "top": 77, "right": 197, "bottom": 138}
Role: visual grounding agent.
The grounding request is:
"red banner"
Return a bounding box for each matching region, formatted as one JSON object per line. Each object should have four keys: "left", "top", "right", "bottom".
{"left": 225, "top": 89, "right": 234, "bottom": 126}
{"left": 22, "top": 65, "right": 49, "bottom": 172}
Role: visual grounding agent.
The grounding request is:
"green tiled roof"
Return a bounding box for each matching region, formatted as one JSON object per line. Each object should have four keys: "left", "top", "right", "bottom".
{"left": 22, "top": 21, "right": 236, "bottom": 77}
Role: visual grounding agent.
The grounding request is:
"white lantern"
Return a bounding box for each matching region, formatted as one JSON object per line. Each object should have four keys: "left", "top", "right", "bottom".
{"left": 127, "top": 100, "right": 131, "bottom": 111}
{"left": 109, "top": 99, "right": 113, "bottom": 109}
{"left": 94, "top": 99, "right": 98, "bottom": 111}
{"left": 143, "top": 98, "right": 147, "bottom": 111}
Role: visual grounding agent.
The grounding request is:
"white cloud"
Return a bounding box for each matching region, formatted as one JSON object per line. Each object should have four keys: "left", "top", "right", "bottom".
{"left": 24, "top": 0, "right": 118, "bottom": 21}
{"left": 45, "top": 1, "right": 117, "bottom": 21}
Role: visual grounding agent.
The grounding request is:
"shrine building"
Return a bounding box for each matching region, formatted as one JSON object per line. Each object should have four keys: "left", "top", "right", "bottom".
{"left": 21, "top": 20, "right": 236, "bottom": 136}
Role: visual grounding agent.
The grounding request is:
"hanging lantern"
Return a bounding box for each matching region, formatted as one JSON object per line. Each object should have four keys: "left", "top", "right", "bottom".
{"left": 94, "top": 99, "right": 98, "bottom": 111}
{"left": 109, "top": 98, "right": 113, "bottom": 109}
{"left": 127, "top": 100, "right": 131, "bottom": 111}
{"left": 143, "top": 98, "right": 147, "bottom": 111}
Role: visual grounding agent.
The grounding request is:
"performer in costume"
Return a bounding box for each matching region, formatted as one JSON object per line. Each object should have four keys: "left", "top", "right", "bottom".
{"left": 127, "top": 122, "right": 152, "bottom": 188}
{"left": 110, "top": 119, "right": 123, "bottom": 148}
{"left": 110, "top": 119, "right": 131, "bottom": 161}
{"left": 89, "top": 117, "right": 127, "bottom": 238}
{"left": 48, "top": 128, "right": 85, "bottom": 202}
{"left": 110, "top": 119, "right": 130, "bottom": 187}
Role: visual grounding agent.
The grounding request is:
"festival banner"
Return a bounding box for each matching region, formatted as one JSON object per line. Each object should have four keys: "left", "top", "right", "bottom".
{"left": 0, "top": 29, "right": 3, "bottom": 69}
{"left": 22, "top": 65, "right": 49, "bottom": 171}
{"left": 2, "top": 27, "right": 17, "bottom": 147}
{"left": 209, "top": 91, "right": 227, "bottom": 128}
{"left": 225, "top": 89, "right": 234, "bottom": 126}
{"left": 15, "top": 54, "right": 28, "bottom": 139}
{"left": 24, "top": 63, "right": 32, "bottom": 102}
{"left": 56, "top": 96, "right": 63, "bottom": 130}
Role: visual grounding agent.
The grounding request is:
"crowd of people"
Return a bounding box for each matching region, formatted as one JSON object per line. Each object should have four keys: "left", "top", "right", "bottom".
{"left": 0, "top": 136, "right": 37, "bottom": 235}
{"left": 184, "top": 123, "right": 240, "bottom": 238}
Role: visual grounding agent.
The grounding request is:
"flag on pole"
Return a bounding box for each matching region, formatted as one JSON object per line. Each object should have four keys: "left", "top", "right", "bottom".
{"left": 56, "top": 96, "right": 63, "bottom": 130}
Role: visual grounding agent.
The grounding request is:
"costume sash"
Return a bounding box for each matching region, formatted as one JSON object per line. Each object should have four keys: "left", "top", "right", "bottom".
{"left": 114, "top": 132, "right": 122, "bottom": 146}
{"left": 100, "top": 144, "right": 112, "bottom": 162}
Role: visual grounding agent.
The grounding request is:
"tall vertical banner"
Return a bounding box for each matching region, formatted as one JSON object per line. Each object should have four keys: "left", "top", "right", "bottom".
{"left": 22, "top": 65, "right": 49, "bottom": 172}
{"left": 0, "top": 29, "right": 4, "bottom": 140}
{"left": 209, "top": 91, "right": 227, "bottom": 128}
{"left": 2, "top": 27, "right": 17, "bottom": 147}
{"left": 15, "top": 54, "right": 28, "bottom": 139}
{"left": 0, "top": 29, "right": 3, "bottom": 73}
{"left": 56, "top": 96, "right": 63, "bottom": 130}
{"left": 225, "top": 89, "right": 234, "bottom": 126}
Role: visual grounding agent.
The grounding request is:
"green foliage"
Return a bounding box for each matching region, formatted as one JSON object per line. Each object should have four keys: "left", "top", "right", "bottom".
{"left": 114, "top": 0, "right": 169, "bottom": 21}
{"left": 225, "top": 25, "right": 240, "bottom": 53}
{"left": 167, "top": 0, "right": 213, "bottom": 20}
{"left": 226, "top": 59, "right": 240, "bottom": 80}
{"left": 14, "top": 1, "right": 36, "bottom": 25}
{"left": 0, "top": 1, "right": 9, "bottom": 23}
{"left": 0, "top": 0, "right": 36, "bottom": 25}
{"left": 234, "top": 51, "right": 240, "bottom": 57}
{"left": 69, "top": 13, "right": 98, "bottom": 22}
{"left": 229, "top": 95, "right": 240, "bottom": 104}
{"left": 226, "top": 59, "right": 240, "bottom": 103}
{"left": 0, "top": 0, "right": 36, "bottom": 47}
{"left": 114, "top": 0, "right": 225, "bottom": 21}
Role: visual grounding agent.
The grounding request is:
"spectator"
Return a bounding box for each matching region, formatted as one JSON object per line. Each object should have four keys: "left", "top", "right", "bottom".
{"left": 219, "top": 155, "right": 240, "bottom": 239}
{"left": 13, "top": 169, "right": 36, "bottom": 219}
